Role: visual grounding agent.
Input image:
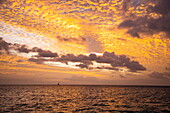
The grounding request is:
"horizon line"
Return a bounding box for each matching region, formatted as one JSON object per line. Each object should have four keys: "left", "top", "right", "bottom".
{"left": 0, "top": 84, "right": 169, "bottom": 87}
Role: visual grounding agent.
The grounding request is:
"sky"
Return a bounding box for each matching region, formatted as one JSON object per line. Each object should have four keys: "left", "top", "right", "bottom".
{"left": 0, "top": 0, "right": 170, "bottom": 85}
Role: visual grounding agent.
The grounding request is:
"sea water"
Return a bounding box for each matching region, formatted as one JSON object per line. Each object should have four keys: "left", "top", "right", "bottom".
{"left": 0, "top": 85, "right": 169, "bottom": 113}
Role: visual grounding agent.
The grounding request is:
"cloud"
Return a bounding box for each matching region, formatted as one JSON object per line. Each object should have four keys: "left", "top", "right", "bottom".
{"left": 93, "top": 52, "right": 146, "bottom": 71}
{"left": 0, "top": 37, "right": 146, "bottom": 72}
{"left": 119, "top": 0, "right": 170, "bottom": 38}
{"left": 0, "top": 37, "right": 58, "bottom": 58}
{"left": 28, "top": 51, "right": 146, "bottom": 72}
{"left": 127, "top": 29, "right": 140, "bottom": 38}
{"left": 28, "top": 58, "right": 44, "bottom": 64}
{"left": 76, "top": 64, "right": 88, "bottom": 69}
{"left": 76, "top": 54, "right": 89, "bottom": 61}
{"left": 38, "top": 50, "right": 58, "bottom": 57}
{"left": 16, "top": 60, "right": 24, "bottom": 62}
{"left": 148, "top": 72, "right": 170, "bottom": 79}
{"left": 55, "top": 51, "right": 146, "bottom": 71}
{"left": 165, "top": 67, "right": 170, "bottom": 71}
{"left": 75, "top": 60, "right": 93, "bottom": 69}
{"left": 17, "top": 46, "right": 58, "bottom": 57}
{"left": 31, "top": 47, "right": 43, "bottom": 52}
{"left": 82, "top": 60, "right": 93, "bottom": 65}
{"left": 151, "top": 0, "right": 170, "bottom": 16}
{"left": 96, "top": 52, "right": 120, "bottom": 64}
{"left": 59, "top": 54, "right": 77, "bottom": 61}
{"left": 0, "top": 0, "right": 5, "bottom": 5}
{"left": 0, "top": 37, "right": 9, "bottom": 53}
{"left": 17, "top": 45, "right": 30, "bottom": 53}
{"left": 89, "top": 53, "right": 98, "bottom": 60}
{"left": 95, "top": 66, "right": 119, "bottom": 71}
{"left": 0, "top": 60, "right": 11, "bottom": 63}
{"left": 65, "top": 75, "right": 98, "bottom": 82}
{"left": 125, "top": 61, "right": 146, "bottom": 72}
{"left": 118, "top": 20, "right": 135, "bottom": 28}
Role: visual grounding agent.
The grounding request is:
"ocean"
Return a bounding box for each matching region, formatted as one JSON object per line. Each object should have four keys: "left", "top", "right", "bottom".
{"left": 0, "top": 85, "right": 169, "bottom": 113}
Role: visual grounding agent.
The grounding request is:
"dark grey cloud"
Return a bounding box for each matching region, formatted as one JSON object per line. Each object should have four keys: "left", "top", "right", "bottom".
{"left": 16, "top": 60, "right": 24, "bottom": 62}
{"left": 17, "top": 45, "right": 30, "bottom": 53}
{"left": 0, "top": 37, "right": 58, "bottom": 57}
{"left": 119, "top": 0, "right": 170, "bottom": 38}
{"left": 149, "top": 0, "right": 169, "bottom": 35}
{"left": 148, "top": 72, "right": 170, "bottom": 79}
{"left": 151, "top": 0, "right": 170, "bottom": 16}
{"left": 118, "top": 20, "right": 135, "bottom": 28}
{"left": 17, "top": 45, "right": 58, "bottom": 57}
{"left": 165, "top": 67, "right": 170, "bottom": 71}
{"left": 96, "top": 52, "right": 120, "bottom": 64}
{"left": 0, "top": 37, "right": 9, "bottom": 53}
{"left": 38, "top": 50, "right": 58, "bottom": 57}
{"left": 0, "top": 37, "right": 146, "bottom": 72}
{"left": 0, "top": 60, "right": 11, "bottom": 63}
{"left": 76, "top": 54, "right": 89, "bottom": 61}
{"left": 89, "top": 53, "right": 98, "bottom": 60}
{"left": 54, "top": 51, "right": 146, "bottom": 71}
{"left": 0, "top": 0, "right": 6, "bottom": 5}
{"left": 127, "top": 29, "right": 140, "bottom": 38}
{"left": 125, "top": 61, "right": 146, "bottom": 72}
{"left": 25, "top": 50, "right": 146, "bottom": 72}
{"left": 31, "top": 47, "right": 43, "bottom": 52}
{"left": 95, "top": 66, "right": 119, "bottom": 71}
{"left": 76, "top": 64, "right": 88, "bottom": 69}
{"left": 75, "top": 60, "right": 93, "bottom": 69}
{"left": 28, "top": 58, "right": 44, "bottom": 64}
{"left": 59, "top": 54, "right": 77, "bottom": 61}
{"left": 82, "top": 60, "right": 93, "bottom": 65}
{"left": 119, "top": 20, "right": 141, "bottom": 38}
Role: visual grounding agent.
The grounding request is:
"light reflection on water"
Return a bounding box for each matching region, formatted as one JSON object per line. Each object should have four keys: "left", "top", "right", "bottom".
{"left": 0, "top": 86, "right": 169, "bottom": 112}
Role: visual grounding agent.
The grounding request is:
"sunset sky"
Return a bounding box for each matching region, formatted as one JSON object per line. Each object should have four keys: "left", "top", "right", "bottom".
{"left": 0, "top": 0, "right": 170, "bottom": 85}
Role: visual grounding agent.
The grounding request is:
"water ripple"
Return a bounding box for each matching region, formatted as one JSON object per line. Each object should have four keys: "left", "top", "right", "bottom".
{"left": 0, "top": 86, "right": 169, "bottom": 112}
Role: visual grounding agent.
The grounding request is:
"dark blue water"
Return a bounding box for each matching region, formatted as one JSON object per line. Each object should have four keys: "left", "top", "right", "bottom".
{"left": 0, "top": 85, "right": 170, "bottom": 113}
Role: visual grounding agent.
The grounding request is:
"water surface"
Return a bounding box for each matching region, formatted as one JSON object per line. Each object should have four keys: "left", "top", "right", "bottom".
{"left": 0, "top": 85, "right": 170, "bottom": 112}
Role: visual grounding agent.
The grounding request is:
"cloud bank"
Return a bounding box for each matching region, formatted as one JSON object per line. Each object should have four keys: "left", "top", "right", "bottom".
{"left": 148, "top": 72, "right": 170, "bottom": 79}
{"left": 0, "top": 37, "right": 146, "bottom": 72}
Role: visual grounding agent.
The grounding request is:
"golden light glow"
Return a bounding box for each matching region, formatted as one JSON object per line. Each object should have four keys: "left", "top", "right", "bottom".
{"left": 0, "top": 54, "right": 104, "bottom": 78}
{"left": 0, "top": 0, "right": 169, "bottom": 74}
